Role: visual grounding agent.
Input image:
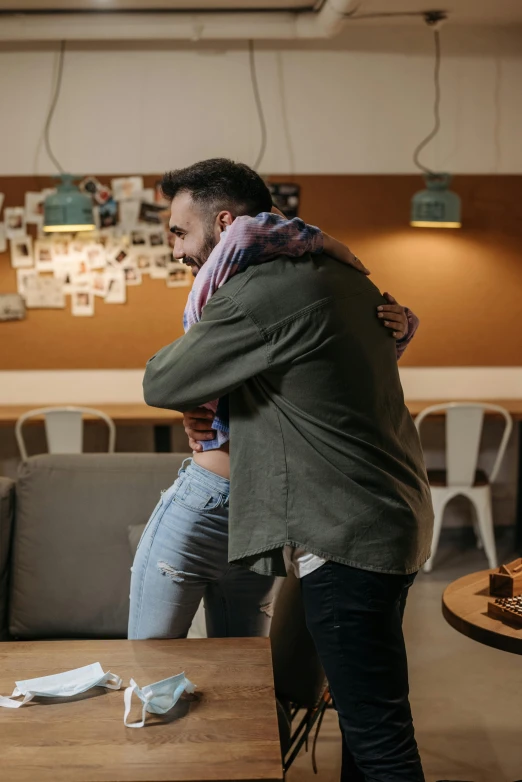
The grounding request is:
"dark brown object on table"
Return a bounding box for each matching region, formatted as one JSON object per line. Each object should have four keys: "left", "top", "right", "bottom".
{"left": 489, "top": 557, "right": 522, "bottom": 597}
{"left": 487, "top": 595, "right": 522, "bottom": 627}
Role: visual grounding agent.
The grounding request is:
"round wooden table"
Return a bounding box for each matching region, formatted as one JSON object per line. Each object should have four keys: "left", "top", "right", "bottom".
{"left": 442, "top": 569, "right": 522, "bottom": 656}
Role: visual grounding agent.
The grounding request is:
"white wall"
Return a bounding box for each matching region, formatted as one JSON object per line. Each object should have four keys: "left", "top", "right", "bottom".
{"left": 0, "top": 24, "right": 521, "bottom": 176}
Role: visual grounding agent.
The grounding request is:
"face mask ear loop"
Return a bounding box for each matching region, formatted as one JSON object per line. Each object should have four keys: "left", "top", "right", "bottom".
{"left": 0, "top": 688, "right": 35, "bottom": 709}
{"left": 103, "top": 673, "right": 122, "bottom": 691}
{"left": 123, "top": 680, "right": 147, "bottom": 729}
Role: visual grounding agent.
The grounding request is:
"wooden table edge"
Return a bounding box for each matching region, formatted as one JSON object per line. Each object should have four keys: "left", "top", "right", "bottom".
{"left": 442, "top": 576, "right": 522, "bottom": 656}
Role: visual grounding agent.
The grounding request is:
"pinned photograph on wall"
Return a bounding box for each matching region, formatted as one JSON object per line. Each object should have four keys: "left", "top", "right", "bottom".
{"left": 71, "top": 270, "right": 93, "bottom": 291}
{"left": 119, "top": 199, "right": 141, "bottom": 232}
{"left": 4, "top": 207, "right": 27, "bottom": 239}
{"left": 111, "top": 176, "right": 144, "bottom": 202}
{"left": 141, "top": 188, "right": 155, "bottom": 203}
{"left": 108, "top": 246, "right": 130, "bottom": 267}
{"left": 124, "top": 267, "right": 142, "bottom": 286}
{"left": 71, "top": 290, "right": 95, "bottom": 317}
{"left": 52, "top": 237, "right": 72, "bottom": 258}
{"left": 131, "top": 230, "right": 148, "bottom": 246}
{"left": 267, "top": 183, "right": 300, "bottom": 219}
{"left": 25, "top": 190, "right": 53, "bottom": 225}
{"left": 0, "top": 293, "right": 26, "bottom": 322}
{"left": 24, "top": 276, "right": 65, "bottom": 309}
{"left": 98, "top": 227, "right": 116, "bottom": 247}
{"left": 54, "top": 258, "right": 79, "bottom": 294}
{"left": 134, "top": 250, "right": 153, "bottom": 273}
{"left": 79, "top": 176, "right": 111, "bottom": 205}
{"left": 148, "top": 230, "right": 165, "bottom": 247}
{"left": 85, "top": 243, "right": 106, "bottom": 270}
{"left": 10, "top": 236, "right": 33, "bottom": 269}
{"left": 150, "top": 250, "right": 170, "bottom": 279}
{"left": 166, "top": 261, "right": 192, "bottom": 288}
{"left": 17, "top": 268, "right": 37, "bottom": 298}
{"left": 139, "top": 201, "right": 165, "bottom": 226}
{"left": 79, "top": 176, "right": 101, "bottom": 196}
{"left": 99, "top": 198, "right": 119, "bottom": 228}
{"left": 0, "top": 223, "right": 6, "bottom": 253}
{"left": 105, "top": 270, "right": 126, "bottom": 304}
{"left": 69, "top": 240, "right": 89, "bottom": 266}
{"left": 34, "top": 240, "right": 55, "bottom": 272}
{"left": 91, "top": 271, "right": 109, "bottom": 298}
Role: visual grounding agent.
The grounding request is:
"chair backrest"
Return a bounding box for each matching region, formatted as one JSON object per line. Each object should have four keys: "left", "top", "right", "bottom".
{"left": 415, "top": 402, "right": 513, "bottom": 486}
{"left": 15, "top": 406, "right": 116, "bottom": 461}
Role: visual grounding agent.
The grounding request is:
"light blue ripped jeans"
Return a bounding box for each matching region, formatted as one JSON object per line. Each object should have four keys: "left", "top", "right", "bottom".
{"left": 128, "top": 459, "right": 279, "bottom": 639}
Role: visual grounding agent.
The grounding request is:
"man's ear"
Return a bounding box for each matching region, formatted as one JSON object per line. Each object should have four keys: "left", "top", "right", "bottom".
{"left": 215, "top": 210, "right": 235, "bottom": 233}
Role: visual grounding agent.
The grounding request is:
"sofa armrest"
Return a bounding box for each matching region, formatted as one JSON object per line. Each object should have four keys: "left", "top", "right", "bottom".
{"left": 0, "top": 477, "right": 15, "bottom": 641}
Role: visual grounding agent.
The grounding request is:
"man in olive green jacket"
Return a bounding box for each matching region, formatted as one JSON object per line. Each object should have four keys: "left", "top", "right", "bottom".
{"left": 144, "top": 158, "right": 433, "bottom": 782}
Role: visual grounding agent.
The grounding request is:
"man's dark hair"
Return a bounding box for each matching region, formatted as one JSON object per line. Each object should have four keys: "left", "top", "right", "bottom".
{"left": 160, "top": 158, "right": 273, "bottom": 218}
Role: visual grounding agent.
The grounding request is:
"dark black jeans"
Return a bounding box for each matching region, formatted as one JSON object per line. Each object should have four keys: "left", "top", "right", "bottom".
{"left": 300, "top": 561, "right": 424, "bottom": 782}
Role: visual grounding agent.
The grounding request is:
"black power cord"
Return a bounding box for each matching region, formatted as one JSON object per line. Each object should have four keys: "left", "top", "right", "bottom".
{"left": 43, "top": 40, "right": 66, "bottom": 174}
{"left": 248, "top": 39, "right": 268, "bottom": 172}
{"left": 412, "top": 27, "right": 441, "bottom": 174}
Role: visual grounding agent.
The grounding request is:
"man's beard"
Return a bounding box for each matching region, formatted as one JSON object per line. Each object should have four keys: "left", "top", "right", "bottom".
{"left": 183, "top": 230, "right": 217, "bottom": 277}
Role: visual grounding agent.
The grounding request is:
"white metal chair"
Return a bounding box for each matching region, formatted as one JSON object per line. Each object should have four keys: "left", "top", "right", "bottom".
{"left": 15, "top": 406, "right": 116, "bottom": 461}
{"left": 415, "top": 402, "right": 513, "bottom": 573}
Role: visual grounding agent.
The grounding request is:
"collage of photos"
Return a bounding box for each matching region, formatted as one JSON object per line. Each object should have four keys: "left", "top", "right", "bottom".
{"left": 0, "top": 176, "right": 192, "bottom": 318}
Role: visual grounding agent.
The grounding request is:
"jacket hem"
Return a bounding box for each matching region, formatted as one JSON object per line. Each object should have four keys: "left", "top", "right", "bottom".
{"left": 230, "top": 540, "right": 431, "bottom": 578}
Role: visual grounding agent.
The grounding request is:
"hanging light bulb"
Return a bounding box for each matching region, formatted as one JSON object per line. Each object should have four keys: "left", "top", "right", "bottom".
{"left": 410, "top": 173, "right": 461, "bottom": 228}
{"left": 41, "top": 41, "right": 95, "bottom": 234}
{"left": 43, "top": 174, "right": 95, "bottom": 233}
{"left": 410, "top": 14, "right": 461, "bottom": 228}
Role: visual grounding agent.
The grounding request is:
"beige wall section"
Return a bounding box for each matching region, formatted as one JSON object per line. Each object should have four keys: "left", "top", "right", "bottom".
{"left": 0, "top": 25, "right": 521, "bottom": 176}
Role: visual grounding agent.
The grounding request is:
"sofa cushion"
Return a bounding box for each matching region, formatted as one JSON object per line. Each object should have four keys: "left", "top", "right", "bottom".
{"left": 0, "top": 477, "right": 15, "bottom": 641}
{"left": 9, "top": 453, "right": 187, "bottom": 640}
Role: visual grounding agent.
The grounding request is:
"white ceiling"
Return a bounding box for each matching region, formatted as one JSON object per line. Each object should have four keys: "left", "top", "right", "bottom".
{"left": 0, "top": 0, "right": 315, "bottom": 8}
{"left": 0, "top": 0, "right": 521, "bottom": 25}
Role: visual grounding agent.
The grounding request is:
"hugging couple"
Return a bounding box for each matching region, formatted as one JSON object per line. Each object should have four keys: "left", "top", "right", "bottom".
{"left": 128, "top": 157, "right": 434, "bottom": 782}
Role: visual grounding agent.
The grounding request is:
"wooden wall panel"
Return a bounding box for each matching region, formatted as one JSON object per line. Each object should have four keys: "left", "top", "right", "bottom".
{"left": 1, "top": 174, "right": 521, "bottom": 369}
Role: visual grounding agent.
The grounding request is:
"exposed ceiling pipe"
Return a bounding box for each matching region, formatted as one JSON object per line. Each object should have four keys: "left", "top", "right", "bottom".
{"left": 0, "top": 0, "right": 358, "bottom": 41}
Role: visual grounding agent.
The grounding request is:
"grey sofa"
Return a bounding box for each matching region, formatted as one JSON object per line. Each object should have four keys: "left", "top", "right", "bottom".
{"left": 0, "top": 453, "right": 188, "bottom": 641}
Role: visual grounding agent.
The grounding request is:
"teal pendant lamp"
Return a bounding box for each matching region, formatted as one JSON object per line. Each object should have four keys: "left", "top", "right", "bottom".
{"left": 410, "top": 173, "right": 461, "bottom": 228}
{"left": 41, "top": 41, "right": 95, "bottom": 234}
{"left": 43, "top": 174, "right": 95, "bottom": 233}
{"left": 410, "top": 15, "right": 461, "bottom": 229}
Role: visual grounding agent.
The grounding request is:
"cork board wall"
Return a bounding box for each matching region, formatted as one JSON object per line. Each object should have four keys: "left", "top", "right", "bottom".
{"left": 1, "top": 173, "right": 521, "bottom": 369}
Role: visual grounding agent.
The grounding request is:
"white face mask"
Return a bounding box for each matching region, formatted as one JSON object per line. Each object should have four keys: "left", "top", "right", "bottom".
{"left": 124, "top": 672, "right": 196, "bottom": 729}
{"left": 0, "top": 663, "right": 122, "bottom": 709}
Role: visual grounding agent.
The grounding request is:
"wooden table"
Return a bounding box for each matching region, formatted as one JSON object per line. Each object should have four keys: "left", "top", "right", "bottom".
{"left": 442, "top": 569, "right": 522, "bottom": 656}
{"left": 0, "top": 638, "right": 283, "bottom": 782}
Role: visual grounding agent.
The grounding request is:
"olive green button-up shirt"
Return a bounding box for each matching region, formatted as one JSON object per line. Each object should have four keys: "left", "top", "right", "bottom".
{"left": 143, "top": 254, "right": 433, "bottom": 577}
